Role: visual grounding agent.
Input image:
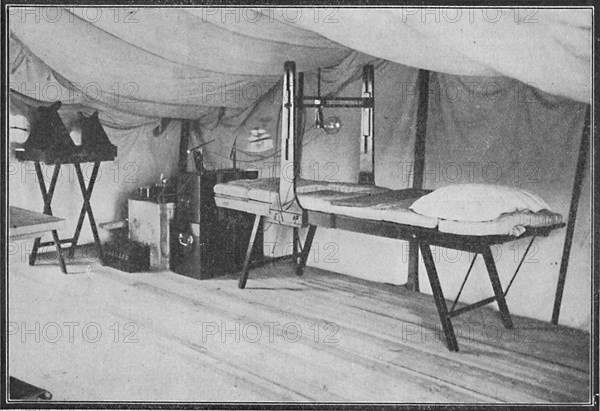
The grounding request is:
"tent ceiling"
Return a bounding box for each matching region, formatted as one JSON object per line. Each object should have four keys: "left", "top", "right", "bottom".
{"left": 261, "top": 8, "right": 591, "bottom": 104}
{"left": 9, "top": 7, "right": 591, "bottom": 122}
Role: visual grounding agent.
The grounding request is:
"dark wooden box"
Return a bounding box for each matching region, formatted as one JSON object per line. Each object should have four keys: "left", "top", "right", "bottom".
{"left": 104, "top": 239, "right": 150, "bottom": 273}
{"left": 170, "top": 169, "right": 261, "bottom": 279}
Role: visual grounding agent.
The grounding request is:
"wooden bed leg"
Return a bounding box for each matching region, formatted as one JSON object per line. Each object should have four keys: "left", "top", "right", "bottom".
{"left": 419, "top": 243, "right": 459, "bottom": 352}
{"left": 406, "top": 241, "right": 420, "bottom": 291}
{"left": 481, "top": 247, "right": 513, "bottom": 330}
{"left": 296, "top": 225, "right": 316, "bottom": 276}
{"left": 238, "top": 215, "right": 263, "bottom": 289}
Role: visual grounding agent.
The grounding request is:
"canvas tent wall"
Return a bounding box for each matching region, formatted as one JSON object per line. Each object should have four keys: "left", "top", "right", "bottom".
{"left": 7, "top": 7, "right": 592, "bottom": 330}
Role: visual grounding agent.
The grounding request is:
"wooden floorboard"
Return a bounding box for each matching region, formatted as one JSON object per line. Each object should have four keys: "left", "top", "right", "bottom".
{"left": 7, "top": 253, "right": 591, "bottom": 403}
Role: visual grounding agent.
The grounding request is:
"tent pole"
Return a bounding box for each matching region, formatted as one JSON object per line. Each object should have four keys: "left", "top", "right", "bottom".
{"left": 179, "top": 119, "right": 191, "bottom": 174}
{"left": 406, "top": 69, "right": 430, "bottom": 292}
{"left": 551, "top": 105, "right": 590, "bottom": 325}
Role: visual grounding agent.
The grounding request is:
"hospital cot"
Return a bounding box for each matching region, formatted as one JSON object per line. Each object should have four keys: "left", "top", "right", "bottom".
{"left": 213, "top": 62, "right": 564, "bottom": 351}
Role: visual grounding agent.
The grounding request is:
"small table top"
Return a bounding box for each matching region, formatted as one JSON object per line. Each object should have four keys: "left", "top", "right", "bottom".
{"left": 8, "top": 206, "right": 65, "bottom": 241}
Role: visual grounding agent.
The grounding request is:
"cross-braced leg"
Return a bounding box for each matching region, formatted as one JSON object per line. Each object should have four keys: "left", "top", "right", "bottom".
{"left": 30, "top": 163, "right": 61, "bottom": 268}
{"left": 72, "top": 163, "right": 104, "bottom": 263}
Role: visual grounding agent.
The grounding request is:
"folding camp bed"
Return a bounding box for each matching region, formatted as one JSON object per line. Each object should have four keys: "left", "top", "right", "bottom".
{"left": 214, "top": 62, "right": 564, "bottom": 351}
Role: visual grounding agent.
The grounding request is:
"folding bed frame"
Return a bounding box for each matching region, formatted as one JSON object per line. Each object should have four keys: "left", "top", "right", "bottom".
{"left": 214, "top": 62, "right": 565, "bottom": 351}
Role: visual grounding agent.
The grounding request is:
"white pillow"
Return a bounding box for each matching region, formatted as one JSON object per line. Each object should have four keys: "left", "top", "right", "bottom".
{"left": 409, "top": 184, "right": 551, "bottom": 222}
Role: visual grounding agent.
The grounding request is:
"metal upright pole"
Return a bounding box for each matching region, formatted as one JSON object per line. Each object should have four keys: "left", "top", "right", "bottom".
{"left": 406, "top": 69, "right": 430, "bottom": 292}
{"left": 551, "top": 105, "right": 590, "bottom": 324}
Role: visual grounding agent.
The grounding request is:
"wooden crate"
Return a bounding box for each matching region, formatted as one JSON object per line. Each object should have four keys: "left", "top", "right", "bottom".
{"left": 128, "top": 199, "right": 175, "bottom": 270}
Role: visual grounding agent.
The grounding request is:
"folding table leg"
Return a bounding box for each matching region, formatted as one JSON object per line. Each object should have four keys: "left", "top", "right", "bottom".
{"left": 296, "top": 225, "right": 317, "bottom": 276}
{"left": 72, "top": 163, "right": 105, "bottom": 264}
{"left": 87, "top": 198, "right": 104, "bottom": 265}
{"left": 51, "top": 230, "right": 67, "bottom": 274}
{"left": 70, "top": 163, "right": 93, "bottom": 252}
{"left": 292, "top": 227, "right": 299, "bottom": 259}
{"left": 419, "top": 243, "right": 459, "bottom": 352}
{"left": 28, "top": 237, "right": 41, "bottom": 267}
{"left": 30, "top": 163, "right": 63, "bottom": 272}
{"left": 29, "top": 163, "right": 48, "bottom": 266}
{"left": 481, "top": 247, "right": 513, "bottom": 329}
{"left": 68, "top": 198, "right": 87, "bottom": 259}
{"left": 238, "top": 215, "right": 263, "bottom": 289}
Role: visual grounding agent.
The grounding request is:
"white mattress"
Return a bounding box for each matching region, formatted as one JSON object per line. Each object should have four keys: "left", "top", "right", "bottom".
{"left": 214, "top": 179, "right": 437, "bottom": 228}
{"left": 214, "top": 179, "right": 562, "bottom": 236}
{"left": 213, "top": 177, "right": 276, "bottom": 199}
{"left": 437, "top": 209, "right": 563, "bottom": 236}
{"left": 298, "top": 189, "right": 438, "bottom": 228}
{"left": 214, "top": 178, "right": 386, "bottom": 203}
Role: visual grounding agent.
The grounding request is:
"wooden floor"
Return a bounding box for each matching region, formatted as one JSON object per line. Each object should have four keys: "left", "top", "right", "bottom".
{"left": 7, "top": 250, "right": 591, "bottom": 404}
